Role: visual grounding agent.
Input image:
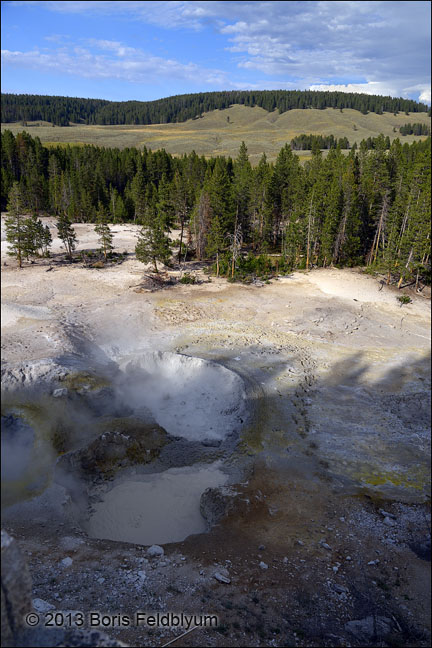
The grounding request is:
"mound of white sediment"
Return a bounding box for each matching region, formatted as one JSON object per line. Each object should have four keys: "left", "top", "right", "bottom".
{"left": 1, "top": 302, "right": 53, "bottom": 328}
{"left": 118, "top": 352, "right": 247, "bottom": 442}
{"left": 86, "top": 463, "right": 228, "bottom": 545}
{"left": 303, "top": 268, "right": 423, "bottom": 308}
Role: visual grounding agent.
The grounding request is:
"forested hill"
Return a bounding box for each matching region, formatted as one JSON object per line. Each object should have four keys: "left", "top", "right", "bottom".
{"left": 2, "top": 90, "right": 429, "bottom": 126}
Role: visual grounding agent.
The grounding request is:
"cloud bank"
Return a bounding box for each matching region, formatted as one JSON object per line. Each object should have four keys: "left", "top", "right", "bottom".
{"left": 4, "top": 1, "right": 431, "bottom": 102}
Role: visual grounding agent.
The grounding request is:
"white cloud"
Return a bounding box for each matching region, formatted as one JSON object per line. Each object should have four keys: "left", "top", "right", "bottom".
{"left": 1, "top": 44, "right": 228, "bottom": 87}
{"left": 419, "top": 89, "right": 431, "bottom": 104}
{"left": 4, "top": 1, "right": 431, "bottom": 102}
{"left": 309, "top": 82, "right": 399, "bottom": 98}
{"left": 6, "top": 1, "right": 222, "bottom": 30}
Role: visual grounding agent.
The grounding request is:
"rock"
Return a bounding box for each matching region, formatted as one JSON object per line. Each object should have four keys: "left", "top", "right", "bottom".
{"left": 147, "top": 545, "right": 164, "bottom": 557}
{"left": 97, "top": 577, "right": 105, "bottom": 585}
{"left": 408, "top": 538, "right": 431, "bottom": 561}
{"left": 367, "top": 559, "right": 379, "bottom": 566}
{"left": 200, "top": 486, "right": 235, "bottom": 528}
{"left": 379, "top": 508, "right": 396, "bottom": 519}
{"left": 60, "top": 536, "right": 85, "bottom": 551}
{"left": 201, "top": 438, "right": 221, "bottom": 447}
{"left": 259, "top": 561, "right": 269, "bottom": 570}
{"left": 321, "top": 542, "right": 332, "bottom": 550}
{"left": 258, "top": 544, "right": 266, "bottom": 551}
{"left": 214, "top": 572, "right": 231, "bottom": 584}
{"left": 52, "top": 388, "right": 68, "bottom": 398}
{"left": 383, "top": 516, "right": 396, "bottom": 526}
{"left": 1, "top": 530, "right": 33, "bottom": 644}
{"left": 1, "top": 530, "right": 128, "bottom": 647}
{"left": 333, "top": 584, "right": 348, "bottom": 594}
{"left": 60, "top": 557, "right": 73, "bottom": 568}
{"left": 33, "top": 598, "right": 55, "bottom": 613}
{"left": 283, "top": 557, "right": 289, "bottom": 564}
{"left": 345, "top": 556, "right": 352, "bottom": 561}
{"left": 296, "top": 540, "right": 304, "bottom": 546}
{"left": 345, "top": 616, "right": 392, "bottom": 641}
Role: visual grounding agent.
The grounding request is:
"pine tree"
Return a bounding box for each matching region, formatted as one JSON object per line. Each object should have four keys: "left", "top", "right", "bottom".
{"left": 232, "top": 142, "right": 252, "bottom": 239}
{"left": 57, "top": 211, "right": 77, "bottom": 260}
{"left": 205, "top": 213, "right": 225, "bottom": 276}
{"left": 250, "top": 153, "right": 271, "bottom": 251}
{"left": 135, "top": 212, "right": 171, "bottom": 273}
{"left": 94, "top": 202, "right": 113, "bottom": 261}
{"left": 27, "top": 214, "right": 52, "bottom": 257}
{"left": 131, "top": 164, "right": 147, "bottom": 222}
{"left": 5, "top": 182, "right": 29, "bottom": 268}
{"left": 172, "top": 169, "right": 194, "bottom": 263}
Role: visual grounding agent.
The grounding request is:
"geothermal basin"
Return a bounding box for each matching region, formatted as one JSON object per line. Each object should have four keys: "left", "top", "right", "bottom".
{"left": 2, "top": 352, "right": 248, "bottom": 545}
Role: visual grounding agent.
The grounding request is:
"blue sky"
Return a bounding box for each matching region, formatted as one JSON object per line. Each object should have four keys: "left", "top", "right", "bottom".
{"left": 2, "top": 1, "right": 431, "bottom": 103}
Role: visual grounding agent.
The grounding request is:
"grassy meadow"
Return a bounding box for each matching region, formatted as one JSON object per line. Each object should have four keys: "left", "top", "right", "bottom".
{"left": 2, "top": 105, "right": 430, "bottom": 164}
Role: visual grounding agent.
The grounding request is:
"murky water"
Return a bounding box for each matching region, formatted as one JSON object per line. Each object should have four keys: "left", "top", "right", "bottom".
{"left": 86, "top": 463, "right": 228, "bottom": 545}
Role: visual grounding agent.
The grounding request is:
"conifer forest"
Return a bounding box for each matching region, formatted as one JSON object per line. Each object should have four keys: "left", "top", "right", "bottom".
{"left": 2, "top": 128, "right": 430, "bottom": 286}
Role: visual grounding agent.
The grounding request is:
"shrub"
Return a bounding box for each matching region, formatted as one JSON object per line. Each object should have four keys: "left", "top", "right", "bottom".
{"left": 179, "top": 272, "right": 196, "bottom": 284}
{"left": 397, "top": 295, "right": 412, "bottom": 306}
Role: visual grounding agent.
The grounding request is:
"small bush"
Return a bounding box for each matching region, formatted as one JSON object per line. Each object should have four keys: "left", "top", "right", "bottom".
{"left": 179, "top": 272, "right": 196, "bottom": 284}
{"left": 397, "top": 295, "right": 412, "bottom": 306}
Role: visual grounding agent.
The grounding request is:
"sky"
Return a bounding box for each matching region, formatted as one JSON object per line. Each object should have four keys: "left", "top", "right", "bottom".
{"left": 1, "top": 1, "right": 431, "bottom": 104}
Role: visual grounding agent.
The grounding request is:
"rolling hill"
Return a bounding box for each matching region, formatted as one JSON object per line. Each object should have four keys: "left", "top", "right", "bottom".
{"left": 2, "top": 104, "right": 430, "bottom": 164}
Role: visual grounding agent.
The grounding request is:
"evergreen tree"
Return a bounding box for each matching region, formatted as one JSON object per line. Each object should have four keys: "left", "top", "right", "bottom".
{"left": 131, "top": 163, "right": 147, "bottom": 222}
{"left": 250, "top": 153, "right": 271, "bottom": 251}
{"left": 57, "top": 211, "right": 77, "bottom": 260}
{"left": 232, "top": 142, "right": 252, "bottom": 239}
{"left": 135, "top": 212, "right": 171, "bottom": 273}
{"left": 94, "top": 202, "right": 113, "bottom": 261}
{"left": 27, "top": 214, "right": 52, "bottom": 257}
{"left": 205, "top": 213, "right": 225, "bottom": 276}
{"left": 5, "top": 182, "right": 29, "bottom": 267}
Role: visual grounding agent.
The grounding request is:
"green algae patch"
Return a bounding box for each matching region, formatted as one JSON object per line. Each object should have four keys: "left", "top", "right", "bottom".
{"left": 352, "top": 464, "right": 430, "bottom": 494}
{"left": 63, "top": 371, "right": 110, "bottom": 392}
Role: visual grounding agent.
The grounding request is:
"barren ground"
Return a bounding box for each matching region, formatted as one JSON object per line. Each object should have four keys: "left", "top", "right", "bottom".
{"left": 1, "top": 218, "right": 431, "bottom": 647}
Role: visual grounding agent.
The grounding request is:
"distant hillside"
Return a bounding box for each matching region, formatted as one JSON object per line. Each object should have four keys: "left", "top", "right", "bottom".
{"left": 2, "top": 90, "right": 429, "bottom": 126}
{"left": 2, "top": 105, "right": 431, "bottom": 164}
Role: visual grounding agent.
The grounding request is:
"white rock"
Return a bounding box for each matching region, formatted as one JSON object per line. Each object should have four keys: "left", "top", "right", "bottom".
{"left": 147, "top": 545, "right": 164, "bottom": 557}
{"left": 52, "top": 388, "right": 68, "bottom": 398}
{"left": 379, "top": 509, "right": 396, "bottom": 519}
{"left": 367, "top": 559, "right": 379, "bottom": 566}
{"left": 259, "top": 561, "right": 268, "bottom": 570}
{"left": 333, "top": 584, "right": 348, "bottom": 594}
{"left": 60, "top": 557, "right": 73, "bottom": 568}
{"left": 33, "top": 598, "right": 55, "bottom": 613}
{"left": 214, "top": 572, "right": 231, "bottom": 584}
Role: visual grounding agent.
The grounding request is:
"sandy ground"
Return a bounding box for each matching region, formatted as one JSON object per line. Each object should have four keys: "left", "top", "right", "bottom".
{"left": 1, "top": 217, "right": 431, "bottom": 647}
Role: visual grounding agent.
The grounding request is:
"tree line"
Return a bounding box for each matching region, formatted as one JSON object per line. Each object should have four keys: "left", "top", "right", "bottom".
{"left": 399, "top": 122, "right": 431, "bottom": 136}
{"left": 290, "top": 134, "right": 350, "bottom": 150}
{"left": 2, "top": 90, "right": 429, "bottom": 126}
{"left": 2, "top": 130, "right": 430, "bottom": 288}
